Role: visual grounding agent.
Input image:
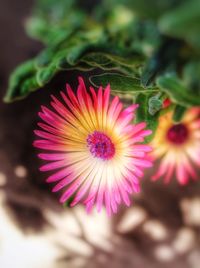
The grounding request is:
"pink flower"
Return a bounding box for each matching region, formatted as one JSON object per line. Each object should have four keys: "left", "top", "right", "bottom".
{"left": 33, "top": 77, "right": 152, "bottom": 215}
{"left": 151, "top": 108, "right": 200, "bottom": 185}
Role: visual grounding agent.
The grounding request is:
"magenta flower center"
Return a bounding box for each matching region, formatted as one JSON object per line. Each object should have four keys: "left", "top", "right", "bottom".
{"left": 87, "top": 131, "right": 115, "bottom": 160}
{"left": 167, "top": 123, "right": 189, "bottom": 145}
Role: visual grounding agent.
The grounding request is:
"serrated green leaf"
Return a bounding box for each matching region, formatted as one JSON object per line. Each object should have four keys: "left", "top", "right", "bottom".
{"left": 36, "top": 65, "right": 57, "bottom": 86}
{"left": 82, "top": 55, "right": 140, "bottom": 77}
{"left": 21, "top": 77, "right": 40, "bottom": 95}
{"left": 35, "top": 49, "right": 55, "bottom": 67}
{"left": 4, "top": 60, "right": 37, "bottom": 102}
{"left": 90, "top": 73, "right": 159, "bottom": 95}
{"left": 156, "top": 74, "right": 200, "bottom": 107}
{"left": 6, "top": 0, "right": 200, "bottom": 106}
{"left": 82, "top": 53, "right": 112, "bottom": 67}
{"left": 57, "top": 57, "right": 95, "bottom": 71}
{"left": 107, "top": 54, "right": 144, "bottom": 68}
{"left": 66, "top": 43, "right": 92, "bottom": 65}
{"left": 82, "top": 52, "right": 143, "bottom": 74}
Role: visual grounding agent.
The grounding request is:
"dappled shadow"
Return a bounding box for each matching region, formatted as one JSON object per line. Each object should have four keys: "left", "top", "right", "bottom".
{"left": 48, "top": 177, "right": 200, "bottom": 268}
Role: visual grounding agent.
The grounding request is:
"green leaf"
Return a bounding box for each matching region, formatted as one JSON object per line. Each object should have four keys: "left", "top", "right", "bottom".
{"left": 36, "top": 64, "right": 57, "bottom": 86}
{"left": 183, "top": 61, "right": 200, "bottom": 94}
{"left": 82, "top": 53, "right": 112, "bottom": 67}
{"left": 141, "top": 37, "right": 183, "bottom": 87}
{"left": 4, "top": 60, "right": 38, "bottom": 102}
{"left": 158, "top": 0, "right": 200, "bottom": 48}
{"left": 82, "top": 52, "right": 143, "bottom": 76}
{"left": 7, "top": 0, "right": 200, "bottom": 106}
{"left": 57, "top": 57, "right": 95, "bottom": 71}
{"left": 83, "top": 52, "right": 143, "bottom": 67}
{"left": 172, "top": 105, "right": 186, "bottom": 123}
{"left": 156, "top": 73, "right": 200, "bottom": 107}
{"left": 5, "top": 25, "right": 107, "bottom": 101}
{"left": 148, "top": 94, "right": 162, "bottom": 115}
{"left": 135, "top": 93, "right": 159, "bottom": 142}
{"left": 119, "top": 0, "right": 178, "bottom": 19}
{"left": 26, "top": 0, "right": 85, "bottom": 44}
{"left": 21, "top": 77, "right": 40, "bottom": 95}
{"left": 90, "top": 73, "right": 158, "bottom": 95}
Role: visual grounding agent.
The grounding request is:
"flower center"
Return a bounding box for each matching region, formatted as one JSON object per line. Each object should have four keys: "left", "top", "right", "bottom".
{"left": 167, "top": 123, "right": 189, "bottom": 145}
{"left": 87, "top": 131, "right": 115, "bottom": 160}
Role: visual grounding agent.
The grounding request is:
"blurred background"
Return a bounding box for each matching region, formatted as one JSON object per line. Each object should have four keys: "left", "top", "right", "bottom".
{"left": 0, "top": 0, "right": 200, "bottom": 267}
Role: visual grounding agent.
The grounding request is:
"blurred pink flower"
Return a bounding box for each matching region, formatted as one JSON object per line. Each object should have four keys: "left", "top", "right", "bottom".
{"left": 151, "top": 108, "right": 200, "bottom": 185}
{"left": 33, "top": 77, "right": 152, "bottom": 215}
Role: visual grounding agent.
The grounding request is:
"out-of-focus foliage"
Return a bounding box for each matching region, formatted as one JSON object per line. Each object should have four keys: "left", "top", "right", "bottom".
{"left": 5, "top": 0, "right": 200, "bottom": 140}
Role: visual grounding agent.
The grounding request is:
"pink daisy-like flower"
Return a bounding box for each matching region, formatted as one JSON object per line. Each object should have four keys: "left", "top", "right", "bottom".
{"left": 33, "top": 77, "right": 152, "bottom": 215}
{"left": 151, "top": 108, "right": 200, "bottom": 185}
